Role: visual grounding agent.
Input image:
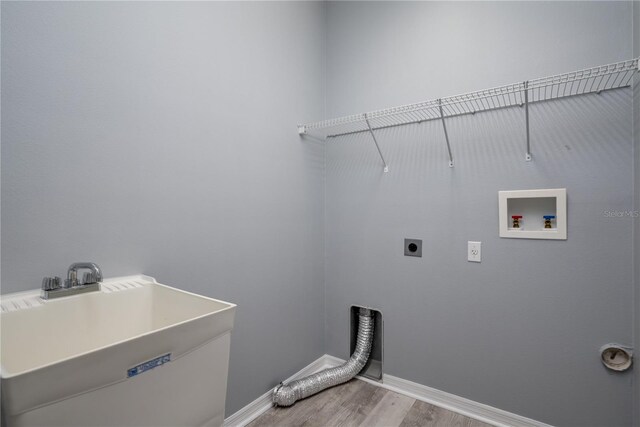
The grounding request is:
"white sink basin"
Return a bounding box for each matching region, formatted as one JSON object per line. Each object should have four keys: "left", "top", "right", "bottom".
{"left": 1, "top": 275, "right": 236, "bottom": 427}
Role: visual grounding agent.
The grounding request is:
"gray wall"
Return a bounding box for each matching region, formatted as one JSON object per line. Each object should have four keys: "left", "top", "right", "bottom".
{"left": 633, "top": 2, "right": 639, "bottom": 426}
{"left": 324, "top": 2, "right": 634, "bottom": 426}
{"left": 2, "top": 1, "right": 638, "bottom": 425}
{"left": 0, "top": 1, "right": 326, "bottom": 415}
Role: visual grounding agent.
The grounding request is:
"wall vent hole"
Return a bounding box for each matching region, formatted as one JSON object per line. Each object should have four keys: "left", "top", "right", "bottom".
{"left": 404, "top": 238, "right": 422, "bottom": 257}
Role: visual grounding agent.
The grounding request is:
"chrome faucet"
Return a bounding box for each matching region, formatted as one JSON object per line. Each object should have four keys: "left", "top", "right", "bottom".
{"left": 41, "top": 262, "right": 103, "bottom": 300}
{"left": 65, "top": 262, "right": 103, "bottom": 288}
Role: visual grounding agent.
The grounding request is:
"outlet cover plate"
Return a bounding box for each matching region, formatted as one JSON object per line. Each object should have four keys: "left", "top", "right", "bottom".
{"left": 468, "top": 241, "right": 481, "bottom": 262}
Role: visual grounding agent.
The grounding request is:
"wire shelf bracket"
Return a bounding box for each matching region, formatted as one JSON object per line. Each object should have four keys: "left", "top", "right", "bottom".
{"left": 523, "top": 81, "right": 532, "bottom": 162}
{"left": 297, "top": 57, "right": 639, "bottom": 169}
{"left": 438, "top": 99, "right": 455, "bottom": 168}
{"left": 364, "top": 113, "right": 389, "bottom": 173}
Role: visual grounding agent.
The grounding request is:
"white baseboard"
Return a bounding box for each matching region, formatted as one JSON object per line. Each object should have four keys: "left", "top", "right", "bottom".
{"left": 224, "top": 354, "right": 551, "bottom": 427}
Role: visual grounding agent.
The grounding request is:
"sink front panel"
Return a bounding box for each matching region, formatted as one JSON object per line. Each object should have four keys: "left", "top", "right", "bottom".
{"left": 4, "top": 334, "right": 231, "bottom": 427}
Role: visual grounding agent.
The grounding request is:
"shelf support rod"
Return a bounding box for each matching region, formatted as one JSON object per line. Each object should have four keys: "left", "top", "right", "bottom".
{"left": 524, "top": 81, "right": 532, "bottom": 161}
{"left": 438, "top": 99, "right": 454, "bottom": 168}
{"left": 364, "top": 114, "right": 389, "bottom": 173}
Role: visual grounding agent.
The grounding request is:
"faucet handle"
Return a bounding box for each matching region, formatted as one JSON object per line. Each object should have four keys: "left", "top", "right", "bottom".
{"left": 82, "top": 271, "right": 98, "bottom": 285}
{"left": 42, "top": 276, "right": 61, "bottom": 291}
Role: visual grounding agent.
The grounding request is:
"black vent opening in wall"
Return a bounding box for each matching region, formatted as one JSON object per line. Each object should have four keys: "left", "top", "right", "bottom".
{"left": 404, "top": 238, "right": 422, "bottom": 257}
{"left": 350, "top": 305, "right": 383, "bottom": 381}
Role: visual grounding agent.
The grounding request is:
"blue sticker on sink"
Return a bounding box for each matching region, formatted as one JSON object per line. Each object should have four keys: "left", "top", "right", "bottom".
{"left": 127, "top": 353, "right": 171, "bottom": 378}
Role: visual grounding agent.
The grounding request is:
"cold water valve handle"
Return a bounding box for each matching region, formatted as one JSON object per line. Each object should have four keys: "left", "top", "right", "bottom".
{"left": 82, "top": 271, "right": 98, "bottom": 285}
{"left": 543, "top": 215, "right": 556, "bottom": 229}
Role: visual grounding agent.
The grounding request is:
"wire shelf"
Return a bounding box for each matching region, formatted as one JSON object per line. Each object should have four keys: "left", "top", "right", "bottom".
{"left": 299, "top": 58, "right": 639, "bottom": 140}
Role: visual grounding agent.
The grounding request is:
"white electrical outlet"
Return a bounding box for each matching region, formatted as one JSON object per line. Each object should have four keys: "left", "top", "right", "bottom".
{"left": 468, "top": 241, "right": 481, "bottom": 262}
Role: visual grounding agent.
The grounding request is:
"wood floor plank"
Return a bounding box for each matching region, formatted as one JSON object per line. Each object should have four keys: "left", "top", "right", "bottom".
{"left": 324, "top": 383, "right": 387, "bottom": 427}
{"left": 298, "top": 380, "right": 372, "bottom": 427}
{"left": 249, "top": 379, "right": 493, "bottom": 427}
{"left": 399, "top": 400, "right": 493, "bottom": 427}
{"left": 249, "top": 379, "right": 365, "bottom": 427}
{"left": 358, "top": 389, "right": 415, "bottom": 427}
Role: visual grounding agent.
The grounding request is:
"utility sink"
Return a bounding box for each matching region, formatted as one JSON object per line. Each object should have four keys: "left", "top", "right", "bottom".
{"left": 1, "top": 275, "right": 236, "bottom": 427}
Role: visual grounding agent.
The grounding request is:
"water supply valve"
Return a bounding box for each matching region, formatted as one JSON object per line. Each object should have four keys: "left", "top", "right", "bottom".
{"left": 511, "top": 215, "right": 522, "bottom": 229}
{"left": 543, "top": 215, "right": 556, "bottom": 229}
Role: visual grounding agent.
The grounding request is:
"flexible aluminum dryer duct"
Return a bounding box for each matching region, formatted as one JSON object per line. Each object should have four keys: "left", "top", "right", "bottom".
{"left": 272, "top": 308, "right": 374, "bottom": 407}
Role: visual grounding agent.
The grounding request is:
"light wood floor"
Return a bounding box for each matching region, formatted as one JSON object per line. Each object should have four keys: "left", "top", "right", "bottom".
{"left": 248, "top": 379, "right": 492, "bottom": 427}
